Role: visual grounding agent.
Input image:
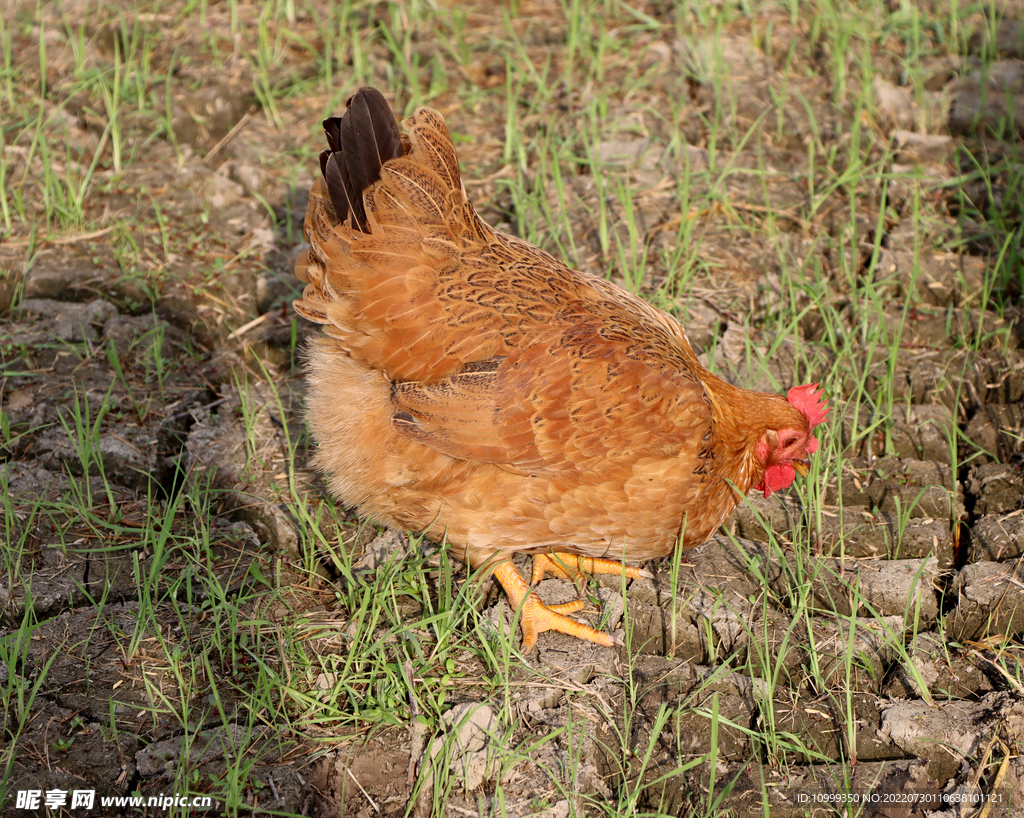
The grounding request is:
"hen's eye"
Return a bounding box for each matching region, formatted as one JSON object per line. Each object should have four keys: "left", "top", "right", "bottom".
{"left": 784, "top": 436, "right": 798, "bottom": 447}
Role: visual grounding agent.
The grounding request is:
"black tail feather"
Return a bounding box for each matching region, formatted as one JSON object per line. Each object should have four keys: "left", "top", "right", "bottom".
{"left": 323, "top": 117, "right": 342, "bottom": 153}
{"left": 320, "top": 87, "right": 403, "bottom": 232}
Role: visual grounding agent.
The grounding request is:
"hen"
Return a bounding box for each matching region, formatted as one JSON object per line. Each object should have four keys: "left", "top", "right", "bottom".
{"left": 294, "top": 88, "right": 828, "bottom": 651}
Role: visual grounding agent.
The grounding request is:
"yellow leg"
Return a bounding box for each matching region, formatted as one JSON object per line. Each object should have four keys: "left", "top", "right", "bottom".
{"left": 492, "top": 561, "right": 617, "bottom": 652}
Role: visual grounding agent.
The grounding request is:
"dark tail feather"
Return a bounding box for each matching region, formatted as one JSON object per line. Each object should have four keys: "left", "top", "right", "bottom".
{"left": 320, "top": 87, "right": 403, "bottom": 232}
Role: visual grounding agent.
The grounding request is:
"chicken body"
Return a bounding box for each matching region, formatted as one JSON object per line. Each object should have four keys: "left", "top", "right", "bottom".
{"left": 295, "top": 88, "right": 827, "bottom": 650}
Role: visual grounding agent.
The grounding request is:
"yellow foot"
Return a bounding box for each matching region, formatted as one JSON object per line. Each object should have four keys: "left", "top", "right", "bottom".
{"left": 530, "top": 552, "right": 654, "bottom": 591}
{"left": 492, "top": 561, "right": 617, "bottom": 652}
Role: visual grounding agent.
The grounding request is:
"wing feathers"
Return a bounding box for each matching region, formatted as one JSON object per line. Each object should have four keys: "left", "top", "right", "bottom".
{"left": 387, "top": 329, "right": 711, "bottom": 481}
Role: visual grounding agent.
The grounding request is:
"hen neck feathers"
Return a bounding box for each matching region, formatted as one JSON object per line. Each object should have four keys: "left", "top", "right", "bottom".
{"left": 701, "top": 375, "right": 802, "bottom": 492}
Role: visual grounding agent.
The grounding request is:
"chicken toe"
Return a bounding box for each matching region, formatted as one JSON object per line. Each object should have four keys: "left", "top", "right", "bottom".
{"left": 530, "top": 552, "right": 654, "bottom": 590}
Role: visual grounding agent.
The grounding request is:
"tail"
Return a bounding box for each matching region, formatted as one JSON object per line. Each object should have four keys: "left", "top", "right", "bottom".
{"left": 318, "top": 87, "right": 404, "bottom": 232}
{"left": 293, "top": 88, "right": 500, "bottom": 381}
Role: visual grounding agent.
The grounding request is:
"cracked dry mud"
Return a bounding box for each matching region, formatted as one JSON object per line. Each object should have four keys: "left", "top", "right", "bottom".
{"left": 2, "top": 2, "right": 1024, "bottom": 817}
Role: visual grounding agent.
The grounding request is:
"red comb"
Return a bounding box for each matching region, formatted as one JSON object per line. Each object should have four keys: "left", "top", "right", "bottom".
{"left": 787, "top": 383, "right": 829, "bottom": 429}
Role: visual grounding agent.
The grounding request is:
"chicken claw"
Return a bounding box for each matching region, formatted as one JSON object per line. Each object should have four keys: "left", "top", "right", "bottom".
{"left": 530, "top": 552, "right": 654, "bottom": 592}
{"left": 492, "top": 561, "right": 617, "bottom": 652}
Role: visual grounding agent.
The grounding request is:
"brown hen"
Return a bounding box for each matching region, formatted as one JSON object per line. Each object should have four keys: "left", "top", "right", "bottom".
{"left": 294, "top": 88, "right": 828, "bottom": 651}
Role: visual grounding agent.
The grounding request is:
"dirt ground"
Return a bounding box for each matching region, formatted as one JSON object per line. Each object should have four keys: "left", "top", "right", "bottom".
{"left": 2, "top": 0, "right": 1024, "bottom": 816}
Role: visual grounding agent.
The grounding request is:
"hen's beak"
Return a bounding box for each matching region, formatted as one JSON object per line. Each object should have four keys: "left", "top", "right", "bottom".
{"left": 792, "top": 460, "right": 810, "bottom": 477}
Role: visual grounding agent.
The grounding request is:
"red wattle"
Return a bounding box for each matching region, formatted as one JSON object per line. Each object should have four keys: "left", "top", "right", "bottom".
{"left": 760, "top": 463, "right": 796, "bottom": 497}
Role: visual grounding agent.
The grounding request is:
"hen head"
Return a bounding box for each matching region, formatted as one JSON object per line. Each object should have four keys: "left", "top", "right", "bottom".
{"left": 754, "top": 383, "right": 829, "bottom": 498}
